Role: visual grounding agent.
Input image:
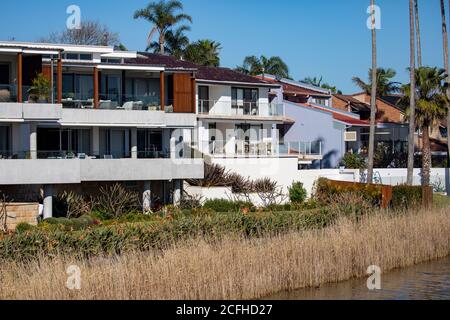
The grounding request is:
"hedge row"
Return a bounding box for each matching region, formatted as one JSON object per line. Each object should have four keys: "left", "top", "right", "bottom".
{"left": 0, "top": 209, "right": 337, "bottom": 261}
{"left": 314, "top": 178, "right": 425, "bottom": 209}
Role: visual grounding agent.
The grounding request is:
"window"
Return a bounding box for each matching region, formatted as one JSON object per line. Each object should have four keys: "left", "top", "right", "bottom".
{"left": 312, "top": 97, "right": 328, "bottom": 106}
{"left": 65, "top": 53, "right": 78, "bottom": 60}
{"left": 0, "top": 126, "right": 9, "bottom": 153}
{"left": 79, "top": 54, "right": 93, "bottom": 61}
{"left": 63, "top": 53, "right": 93, "bottom": 61}
{"left": 198, "top": 86, "right": 210, "bottom": 113}
{"left": 101, "top": 58, "right": 121, "bottom": 64}
{"left": 101, "top": 74, "right": 121, "bottom": 101}
{"left": 58, "top": 73, "right": 94, "bottom": 100}
{"left": 231, "top": 87, "right": 259, "bottom": 115}
{"left": 0, "top": 64, "right": 10, "bottom": 84}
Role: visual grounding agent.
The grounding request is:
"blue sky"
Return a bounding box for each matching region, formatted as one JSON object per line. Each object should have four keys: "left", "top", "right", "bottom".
{"left": 0, "top": 0, "right": 445, "bottom": 92}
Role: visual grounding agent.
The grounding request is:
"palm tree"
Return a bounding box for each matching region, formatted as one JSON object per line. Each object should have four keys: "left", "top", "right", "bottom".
{"left": 441, "top": 0, "right": 450, "bottom": 171}
{"left": 236, "top": 55, "right": 290, "bottom": 79}
{"left": 415, "top": 0, "right": 422, "bottom": 66}
{"left": 302, "top": 76, "right": 323, "bottom": 87}
{"left": 407, "top": 0, "right": 416, "bottom": 185}
{"left": 367, "top": 0, "right": 378, "bottom": 184}
{"left": 302, "top": 76, "right": 342, "bottom": 93}
{"left": 352, "top": 68, "right": 400, "bottom": 97}
{"left": 147, "top": 25, "right": 190, "bottom": 58}
{"left": 184, "top": 40, "right": 222, "bottom": 67}
{"left": 133, "top": 0, "right": 192, "bottom": 54}
{"left": 399, "top": 67, "right": 448, "bottom": 186}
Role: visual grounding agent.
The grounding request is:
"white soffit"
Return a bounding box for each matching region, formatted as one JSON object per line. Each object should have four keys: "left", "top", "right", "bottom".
{"left": 102, "top": 51, "right": 137, "bottom": 59}
{"left": 97, "top": 64, "right": 164, "bottom": 71}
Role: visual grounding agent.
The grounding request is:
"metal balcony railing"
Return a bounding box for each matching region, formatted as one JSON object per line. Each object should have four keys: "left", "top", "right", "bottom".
{"left": 198, "top": 100, "right": 284, "bottom": 117}
{"left": 203, "top": 140, "right": 322, "bottom": 157}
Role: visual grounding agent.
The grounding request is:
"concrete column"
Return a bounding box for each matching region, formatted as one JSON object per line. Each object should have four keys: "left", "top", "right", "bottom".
{"left": 170, "top": 136, "right": 176, "bottom": 159}
{"left": 11, "top": 123, "right": 21, "bottom": 156}
{"left": 142, "top": 181, "right": 152, "bottom": 213}
{"left": 271, "top": 127, "right": 279, "bottom": 155}
{"left": 29, "top": 123, "right": 37, "bottom": 159}
{"left": 131, "top": 128, "right": 138, "bottom": 159}
{"left": 43, "top": 185, "right": 53, "bottom": 219}
{"left": 92, "top": 127, "right": 100, "bottom": 156}
{"left": 173, "top": 179, "right": 182, "bottom": 205}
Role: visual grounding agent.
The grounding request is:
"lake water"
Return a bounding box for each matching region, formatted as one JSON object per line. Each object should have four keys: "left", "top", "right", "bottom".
{"left": 266, "top": 256, "right": 450, "bottom": 300}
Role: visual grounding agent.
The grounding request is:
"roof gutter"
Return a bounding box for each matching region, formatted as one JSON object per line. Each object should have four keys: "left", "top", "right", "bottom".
{"left": 197, "top": 79, "right": 280, "bottom": 88}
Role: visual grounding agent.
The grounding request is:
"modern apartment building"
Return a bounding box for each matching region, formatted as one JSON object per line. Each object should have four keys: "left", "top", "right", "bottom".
{"left": 0, "top": 41, "right": 204, "bottom": 217}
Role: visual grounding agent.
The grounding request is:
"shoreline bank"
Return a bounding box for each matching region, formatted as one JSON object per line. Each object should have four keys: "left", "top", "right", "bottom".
{"left": 1, "top": 209, "right": 449, "bottom": 300}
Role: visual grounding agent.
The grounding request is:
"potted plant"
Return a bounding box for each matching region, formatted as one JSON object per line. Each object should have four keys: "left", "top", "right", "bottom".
{"left": 28, "top": 73, "right": 51, "bottom": 103}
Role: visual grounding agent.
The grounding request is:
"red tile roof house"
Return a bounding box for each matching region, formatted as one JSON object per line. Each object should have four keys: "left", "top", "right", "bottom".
{"left": 134, "top": 54, "right": 329, "bottom": 164}
{"left": 256, "top": 74, "right": 370, "bottom": 168}
{"left": 334, "top": 92, "right": 448, "bottom": 158}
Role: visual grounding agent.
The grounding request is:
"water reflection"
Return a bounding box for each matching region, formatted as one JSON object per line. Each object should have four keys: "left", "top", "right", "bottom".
{"left": 266, "top": 257, "right": 450, "bottom": 300}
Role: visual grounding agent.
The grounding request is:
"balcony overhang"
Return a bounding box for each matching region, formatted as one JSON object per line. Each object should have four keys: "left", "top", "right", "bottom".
{"left": 0, "top": 103, "right": 63, "bottom": 121}
{"left": 0, "top": 158, "right": 204, "bottom": 185}
{"left": 198, "top": 114, "right": 286, "bottom": 124}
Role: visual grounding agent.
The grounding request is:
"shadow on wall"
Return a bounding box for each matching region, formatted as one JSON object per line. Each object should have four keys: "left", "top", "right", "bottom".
{"left": 320, "top": 149, "right": 339, "bottom": 169}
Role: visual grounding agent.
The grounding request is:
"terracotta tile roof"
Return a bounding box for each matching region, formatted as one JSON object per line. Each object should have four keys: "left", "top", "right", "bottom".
{"left": 126, "top": 53, "right": 275, "bottom": 85}
{"left": 125, "top": 53, "right": 197, "bottom": 69}
{"left": 295, "top": 102, "right": 370, "bottom": 126}
{"left": 259, "top": 76, "right": 328, "bottom": 96}
{"left": 333, "top": 94, "right": 371, "bottom": 111}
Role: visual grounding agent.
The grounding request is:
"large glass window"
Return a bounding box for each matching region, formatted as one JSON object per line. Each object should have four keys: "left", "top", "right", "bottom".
{"left": 100, "top": 128, "right": 127, "bottom": 158}
{"left": 101, "top": 74, "right": 121, "bottom": 102}
{"left": 36, "top": 128, "right": 91, "bottom": 158}
{"left": 60, "top": 73, "right": 93, "bottom": 100}
{"left": 0, "top": 126, "right": 9, "bottom": 155}
{"left": 137, "top": 129, "right": 164, "bottom": 158}
{"left": 75, "top": 75, "right": 93, "bottom": 100}
{"left": 232, "top": 88, "right": 259, "bottom": 115}
{"left": 198, "top": 86, "right": 210, "bottom": 113}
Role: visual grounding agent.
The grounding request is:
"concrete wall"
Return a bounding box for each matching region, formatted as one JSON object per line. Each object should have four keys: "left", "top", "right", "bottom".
{"left": 0, "top": 158, "right": 204, "bottom": 185}
{"left": 61, "top": 109, "right": 196, "bottom": 128}
{"left": 210, "top": 156, "right": 450, "bottom": 197}
{"left": 283, "top": 101, "right": 345, "bottom": 169}
{"left": 5, "top": 203, "right": 39, "bottom": 231}
{"left": 0, "top": 103, "right": 197, "bottom": 128}
{"left": 0, "top": 103, "right": 62, "bottom": 120}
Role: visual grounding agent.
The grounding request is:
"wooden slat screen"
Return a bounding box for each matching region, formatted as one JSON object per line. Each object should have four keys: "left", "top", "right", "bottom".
{"left": 173, "top": 73, "right": 194, "bottom": 113}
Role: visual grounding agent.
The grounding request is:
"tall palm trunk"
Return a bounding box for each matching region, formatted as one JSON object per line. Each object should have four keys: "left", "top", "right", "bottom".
{"left": 367, "top": 0, "right": 377, "bottom": 184}
{"left": 442, "top": 0, "right": 450, "bottom": 172}
{"left": 407, "top": 0, "right": 416, "bottom": 185}
{"left": 422, "top": 125, "right": 431, "bottom": 186}
{"left": 159, "top": 33, "right": 165, "bottom": 54}
{"left": 415, "top": 0, "right": 422, "bottom": 66}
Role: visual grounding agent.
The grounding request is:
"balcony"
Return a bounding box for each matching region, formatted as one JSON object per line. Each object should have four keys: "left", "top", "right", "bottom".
{"left": 0, "top": 158, "right": 204, "bottom": 185}
{"left": 198, "top": 100, "right": 284, "bottom": 117}
{"left": 204, "top": 140, "right": 322, "bottom": 159}
{"left": 0, "top": 143, "right": 204, "bottom": 185}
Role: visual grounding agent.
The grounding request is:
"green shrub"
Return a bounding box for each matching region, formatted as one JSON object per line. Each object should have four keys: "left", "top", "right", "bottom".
{"left": 15, "top": 223, "right": 36, "bottom": 234}
{"left": 392, "top": 185, "right": 422, "bottom": 209}
{"left": 340, "top": 153, "right": 367, "bottom": 169}
{"left": 94, "top": 183, "right": 140, "bottom": 219}
{"left": 266, "top": 203, "right": 292, "bottom": 212}
{"left": 41, "top": 215, "right": 97, "bottom": 231}
{"left": 203, "top": 199, "right": 255, "bottom": 212}
{"left": 288, "top": 182, "right": 307, "bottom": 204}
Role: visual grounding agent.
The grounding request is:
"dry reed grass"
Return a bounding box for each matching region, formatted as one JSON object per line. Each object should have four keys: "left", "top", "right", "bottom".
{"left": 0, "top": 208, "right": 448, "bottom": 300}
